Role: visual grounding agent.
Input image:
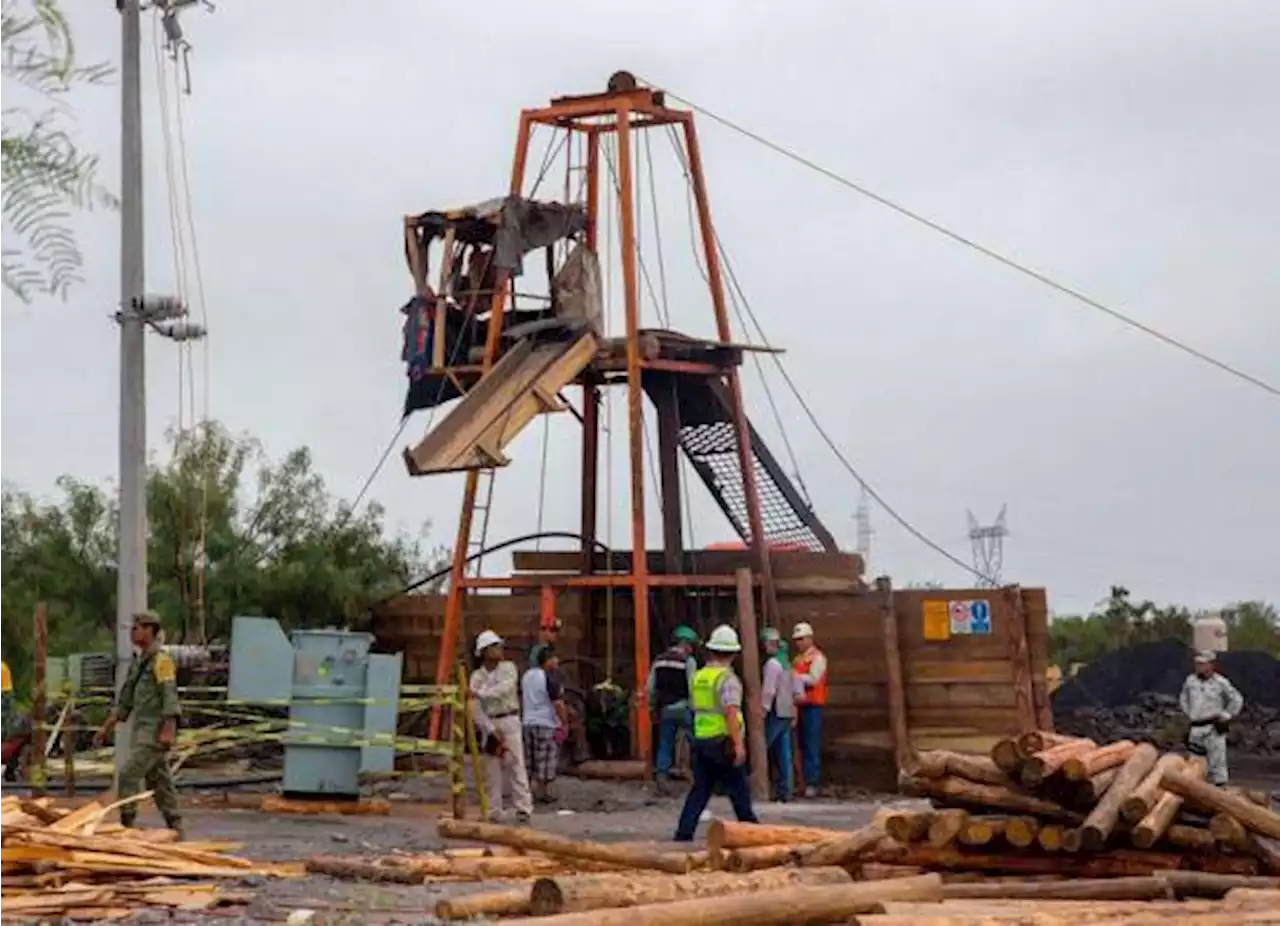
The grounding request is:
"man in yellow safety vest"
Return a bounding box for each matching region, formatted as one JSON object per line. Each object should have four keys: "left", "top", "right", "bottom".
{"left": 673, "top": 624, "right": 759, "bottom": 841}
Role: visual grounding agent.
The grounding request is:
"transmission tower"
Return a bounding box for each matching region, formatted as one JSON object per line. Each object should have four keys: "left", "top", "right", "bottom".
{"left": 854, "top": 483, "right": 873, "bottom": 571}
{"left": 966, "top": 505, "right": 1008, "bottom": 587}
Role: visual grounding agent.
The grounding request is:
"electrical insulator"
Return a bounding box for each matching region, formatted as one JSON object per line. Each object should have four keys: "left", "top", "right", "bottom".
{"left": 159, "top": 320, "right": 207, "bottom": 342}
{"left": 135, "top": 294, "right": 187, "bottom": 320}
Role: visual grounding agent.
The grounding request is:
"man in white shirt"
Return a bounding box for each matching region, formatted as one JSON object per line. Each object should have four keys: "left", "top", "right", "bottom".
{"left": 1179, "top": 650, "right": 1244, "bottom": 786}
{"left": 760, "top": 628, "right": 796, "bottom": 802}
{"left": 470, "top": 630, "right": 533, "bottom": 823}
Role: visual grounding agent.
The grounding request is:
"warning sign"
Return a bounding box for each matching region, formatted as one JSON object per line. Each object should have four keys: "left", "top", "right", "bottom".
{"left": 922, "top": 600, "right": 950, "bottom": 641}
{"left": 947, "top": 599, "right": 993, "bottom": 636}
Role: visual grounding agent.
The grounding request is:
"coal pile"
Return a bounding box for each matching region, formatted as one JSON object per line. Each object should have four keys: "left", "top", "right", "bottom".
{"left": 1052, "top": 639, "right": 1280, "bottom": 756}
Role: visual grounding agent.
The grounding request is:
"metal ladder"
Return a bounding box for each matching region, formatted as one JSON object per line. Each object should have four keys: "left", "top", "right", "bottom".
{"left": 466, "top": 467, "right": 497, "bottom": 579}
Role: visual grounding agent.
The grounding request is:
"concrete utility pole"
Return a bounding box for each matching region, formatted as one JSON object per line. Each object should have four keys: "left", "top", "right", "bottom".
{"left": 114, "top": 0, "right": 208, "bottom": 781}
{"left": 115, "top": 0, "right": 147, "bottom": 781}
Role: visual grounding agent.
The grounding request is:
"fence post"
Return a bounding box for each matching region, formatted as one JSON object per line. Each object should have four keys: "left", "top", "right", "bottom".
{"left": 735, "top": 568, "right": 770, "bottom": 803}
{"left": 876, "top": 577, "right": 912, "bottom": 771}
{"left": 31, "top": 603, "right": 48, "bottom": 796}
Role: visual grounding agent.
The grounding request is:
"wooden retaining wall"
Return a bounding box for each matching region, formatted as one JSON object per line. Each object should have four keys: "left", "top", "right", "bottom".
{"left": 369, "top": 550, "right": 1050, "bottom": 788}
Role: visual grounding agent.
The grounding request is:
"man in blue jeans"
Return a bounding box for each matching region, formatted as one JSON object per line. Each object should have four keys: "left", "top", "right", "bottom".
{"left": 674, "top": 625, "right": 758, "bottom": 840}
{"left": 759, "top": 628, "right": 796, "bottom": 802}
{"left": 646, "top": 625, "right": 699, "bottom": 793}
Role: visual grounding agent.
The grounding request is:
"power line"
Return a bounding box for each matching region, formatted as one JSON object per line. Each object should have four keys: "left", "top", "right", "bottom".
{"left": 649, "top": 84, "right": 1280, "bottom": 401}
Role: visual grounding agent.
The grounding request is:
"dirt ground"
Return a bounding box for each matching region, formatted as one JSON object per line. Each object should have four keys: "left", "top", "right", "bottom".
{"left": 116, "top": 776, "right": 915, "bottom": 925}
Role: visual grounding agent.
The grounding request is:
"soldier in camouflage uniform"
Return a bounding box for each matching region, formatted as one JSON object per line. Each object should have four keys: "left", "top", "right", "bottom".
{"left": 94, "top": 611, "right": 183, "bottom": 836}
{"left": 1179, "top": 650, "right": 1244, "bottom": 786}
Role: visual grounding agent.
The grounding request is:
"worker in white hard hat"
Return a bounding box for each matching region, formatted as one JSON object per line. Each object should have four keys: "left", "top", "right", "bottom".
{"left": 469, "top": 630, "right": 533, "bottom": 822}
{"left": 1179, "top": 650, "right": 1244, "bottom": 785}
{"left": 673, "top": 624, "right": 759, "bottom": 841}
{"left": 790, "top": 621, "right": 828, "bottom": 798}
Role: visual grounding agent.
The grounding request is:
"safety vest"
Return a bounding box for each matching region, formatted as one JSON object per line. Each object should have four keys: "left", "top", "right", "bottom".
{"left": 651, "top": 647, "right": 691, "bottom": 712}
{"left": 792, "top": 647, "right": 828, "bottom": 707}
{"left": 0, "top": 660, "right": 11, "bottom": 694}
{"left": 691, "top": 666, "right": 735, "bottom": 740}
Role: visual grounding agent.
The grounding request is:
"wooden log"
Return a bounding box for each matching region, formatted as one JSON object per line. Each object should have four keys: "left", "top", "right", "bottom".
{"left": 725, "top": 843, "right": 808, "bottom": 873}
{"left": 926, "top": 810, "right": 969, "bottom": 848}
{"left": 871, "top": 844, "right": 1182, "bottom": 877}
{"left": 500, "top": 873, "right": 944, "bottom": 926}
{"left": 1017, "top": 731, "right": 1079, "bottom": 755}
{"left": 1079, "top": 742, "right": 1159, "bottom": 851}
{"left": 1061, "top": 827, "right": 1084, "bottom": 853}
{"left": 943, "top": 875, "right": 1174, "bottom": 901}
{"left": 860, "top": 863, "right": 928, "bottom": 881}
{"left": 990, "top": 738, "right": 1023, "bottom": 776}
{"left": 734, "top": 569, "right": 770, "bottom": 803}
{"left": 799, "top": 821, "right": 886, "bottom": 868}
{"left": 1161, "top": 769, "right": 1280, "bottom": 839}
{"left": 565, "top": 760, "right": 648, "bottom": 780}
{"left": 1249, "top": 836, "right": 1280, "bottom": 875}
{"left": 1036, "top": 824, "right": 1065, "bottom": 852}
{"left": 527, "top": 865, "right": 852, "bottom": 916}
{"left": 1224, "top": 887, "right": 1280, "bottom": 907}
{"left": 1019, "top": 738, "right": 1096, "bottom": 787}
{"left": 1211, "top": 813, "right": 1254, "bottom": 851}
{"left": 958, "top": 817, "right": 1005, "bottom": 848}
{"left": 878, "top": 577, "right": 913, "bottom": 771}
{"left": 1195, "top": 855, "right": 1263, "bottom": 876}
{"left": 906, "top": 775, "right": 1080, "bottom": 821}
{"left": 304, "top": 855, "right": 429, "bottom": 884}
{"left": 1165, "top": 824, "right": 1218, "bottom": 851}
{"left": 1004, "top": 816, "right": 1040, "bottom": 849}
{"left": 885, "top": 812, "right": 935, "bottom": 844}
{"left": 436, "top": 887, "right": 532, "bottom": 920}
{"left": 1162, "top": 871, "right": 1280, "bottom": 898}
{"left": 1133, "top": 757, "right": 1206, "bottom": 848}
{"left": 1076, "top": 767, "right": 1120, "bottom": 803}
{"left": 1062, "top": 740, "right": 1135, "bottom": 781}
{"left": 907, "top": 751, "right": 950, "bottom": 779}
{"left": 436, "top": 818, "right": 695, "bottom": 873}
{"left": 705, "top": 821, "right": 845, "bottom": 863}
{"left": 944, "top": 752, "right": 1011, "bottom": 787}
{"left": 1122, "top": 754, "right": 1185, "bottom": 823}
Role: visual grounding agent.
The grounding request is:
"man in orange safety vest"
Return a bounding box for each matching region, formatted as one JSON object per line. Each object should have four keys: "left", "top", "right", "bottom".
{"left": 791, "top": 622, "right": 827, "bottom": 798}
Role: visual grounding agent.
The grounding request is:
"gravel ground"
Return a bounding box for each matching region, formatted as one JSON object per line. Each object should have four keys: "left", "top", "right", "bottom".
{"left": 111, "top": 777, "right": 914, "bottom": 925}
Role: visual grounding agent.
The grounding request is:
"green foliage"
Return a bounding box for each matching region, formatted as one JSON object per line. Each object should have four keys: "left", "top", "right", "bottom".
{"left": 1049, "top": 585, "right": 1279, "bottom": 668}
{"left": 1, "top": 423, "right": 448, "bottom": 697}
{"left": 2, "top": 0, "right": 115, "bottom": 301}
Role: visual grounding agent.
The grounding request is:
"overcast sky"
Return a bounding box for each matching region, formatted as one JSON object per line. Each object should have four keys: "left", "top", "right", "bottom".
{"left": 3, "top": 0, "right": 1277, "bottom": 615}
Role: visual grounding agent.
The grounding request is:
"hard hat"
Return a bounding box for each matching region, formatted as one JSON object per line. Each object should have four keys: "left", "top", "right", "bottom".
{"left": 761, "top": 627, "right": 781, "bottom": 643}
{"left": 475, "top": 630, "right": 503, "bottom": 656}
{"left": 1194, "top": 649, "right": 1216, "bottom": 663}
{"left": 673, "top": 624, "right": 700, "bottom": 645}
{"left": 792, "top": 622, "right": 815, "bottom": 640}
{"left": 706, "top": 624, "right": 742, "bottom": 653}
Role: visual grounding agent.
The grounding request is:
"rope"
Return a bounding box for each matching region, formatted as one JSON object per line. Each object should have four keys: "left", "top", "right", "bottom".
{"left": 651, "top": 83, "right": 1280, "bottom": 401}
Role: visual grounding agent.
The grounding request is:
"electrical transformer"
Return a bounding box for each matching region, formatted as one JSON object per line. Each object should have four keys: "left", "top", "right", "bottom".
{"left": 228, "top": 616, "right": 402, "bottom": 798}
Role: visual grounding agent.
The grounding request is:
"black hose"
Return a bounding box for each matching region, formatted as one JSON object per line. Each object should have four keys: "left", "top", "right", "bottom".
{"left": 372, "top": 530, "right": 619, "bottom": 605}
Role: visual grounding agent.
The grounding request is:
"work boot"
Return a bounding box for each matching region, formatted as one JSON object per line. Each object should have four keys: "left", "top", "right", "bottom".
{"left": 119, "top": 813, "right": 137, "bottom": 829}
{"left": 515, "top": 811, "right": 531, "bottom": 826}
{"left": 803, "top": 786, "right": 818, "bottom": 799}
{"left": 165, "top": 818, "right": 184, "bottom": 841}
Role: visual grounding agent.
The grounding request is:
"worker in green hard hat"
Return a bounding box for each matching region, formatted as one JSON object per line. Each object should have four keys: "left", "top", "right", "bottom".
{"left": 646, "top": 625, "right": 700, "bottom": 793}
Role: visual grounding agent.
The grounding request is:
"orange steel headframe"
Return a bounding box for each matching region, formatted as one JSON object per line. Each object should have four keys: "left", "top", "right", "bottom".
{"left": 428, "top": 76, "right": 775, "bottom": 763}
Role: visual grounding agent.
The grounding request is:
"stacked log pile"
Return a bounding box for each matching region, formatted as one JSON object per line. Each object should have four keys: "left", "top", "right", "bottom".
{"left": 297, "top": 811, "right": 1280, "bottom": 924}
{"left": 892, "top": 732, "right": 1280, "bottom": 878}
{"left": 0, "top": 794, "right": 295, "bottom": 920}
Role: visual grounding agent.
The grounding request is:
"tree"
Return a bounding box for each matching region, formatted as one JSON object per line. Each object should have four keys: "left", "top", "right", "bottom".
{"left": 2, "top": 0, "right": 114, "bottom": 300}
{"left": 1, "top": 423, "right": 448, "bottom": 697}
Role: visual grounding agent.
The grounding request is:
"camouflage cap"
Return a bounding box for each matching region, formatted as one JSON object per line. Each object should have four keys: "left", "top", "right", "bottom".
{"left": 1194, "top": 649, "right": 1216, "bottom": 663}
{"left": 132, "top": 609, "right": 162, "bottom": 628}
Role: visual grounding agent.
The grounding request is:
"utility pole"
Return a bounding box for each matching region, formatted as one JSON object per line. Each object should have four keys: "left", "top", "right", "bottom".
{"left": 115, "top": 0, "right": 147, "bottom": 782}
{"left": 114, "top": 0, "right": 209, "bottom": 781}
